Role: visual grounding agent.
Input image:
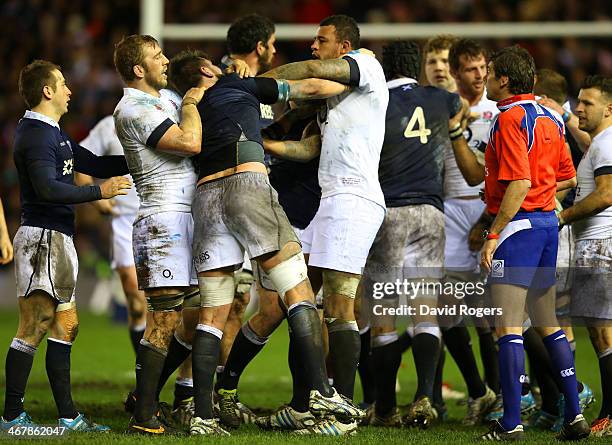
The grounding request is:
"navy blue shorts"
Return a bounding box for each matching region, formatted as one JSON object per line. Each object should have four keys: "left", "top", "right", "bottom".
{"left": 489, "top": 211, "right": 558, "bottom": 289}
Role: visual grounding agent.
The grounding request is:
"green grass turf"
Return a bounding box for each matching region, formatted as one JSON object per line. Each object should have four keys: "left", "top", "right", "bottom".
{"left": 0, "top": 310, "right": 605, "bottom": 444}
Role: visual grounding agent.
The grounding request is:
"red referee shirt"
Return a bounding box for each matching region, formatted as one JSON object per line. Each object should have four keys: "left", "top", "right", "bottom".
{"left": 484, "top": 94, "right": 575, "bottom": 215}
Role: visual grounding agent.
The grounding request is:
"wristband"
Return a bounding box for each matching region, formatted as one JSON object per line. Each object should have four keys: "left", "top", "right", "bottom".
{"left": 182, "top": 99, "right": 198, "bottom": 107}
{"left": 449, "top": 125, "right": 463, "bottom": 140}
{"left": 486, "top": 232, "right": 500, "bottom": 240}
{"left": 562, "top": 111, "right": 571, "bottom": 123}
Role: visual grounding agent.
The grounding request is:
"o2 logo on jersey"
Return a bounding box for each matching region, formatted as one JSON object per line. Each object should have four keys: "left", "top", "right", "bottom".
{"left": 162, "top": 269, "right": 173, "bottom": 279}
{"left": 491, "top": 259, "right": 504, "bottom": 278}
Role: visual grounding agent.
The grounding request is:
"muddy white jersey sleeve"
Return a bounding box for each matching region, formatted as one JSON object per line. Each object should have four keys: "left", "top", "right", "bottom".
{"left": 444, "top": 93, "right": 499, "bottom": 198}
{"left": 79, "top": 115, "right": 140, "bottom": 215}
{"left": 317, "top": 52, "right": 388, "bottom": 208}
{"left": 573, "top": 126, "right": 612, "bottom": 241}
{"left": 113, "top": 88, "right": 196, "bottom": 220}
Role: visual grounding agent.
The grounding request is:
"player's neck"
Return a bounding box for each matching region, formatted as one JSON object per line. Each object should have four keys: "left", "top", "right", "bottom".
{"left": 458, "top": 86, "right": 483, "bottom": 106}
{"left": 230, "top": 53, "right": 260, "bottom": 75}
{"left": 31, "top": 103, "right": 61, "bottom": 124}
{"left": 591, "top": 120, "right": 612, "bottom": 139}
{"left": 127, "top": 80, "right": 161, "bottom": 98}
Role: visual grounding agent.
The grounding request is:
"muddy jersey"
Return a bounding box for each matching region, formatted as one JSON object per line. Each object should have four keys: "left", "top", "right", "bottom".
{"left": 79, "top": 115, "right": 139, "bottom": 215}
{"left": 317, "top": 52, "right": 389, "bottom": 207}
{"left": 573, "top": 126, "right": 612, "bottom": 241}
{"left": 444, "top": 92, "right": 498, "bottom": 198}
{"left": 379, "top": 78, "right": 461, "bottom": 211}
{"left": 114, "top": 88, "right": 196, "bottom": 220}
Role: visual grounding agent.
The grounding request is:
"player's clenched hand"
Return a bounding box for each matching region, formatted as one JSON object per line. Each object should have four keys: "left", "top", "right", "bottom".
{"left": 225, "top": 59, "right": 251, "bottom": 78}
{"left": 99, "top": 176, "right": 131, "bottom": 199}
{"left": 0, "top": 235, "right": 13, "bottom": 265}
{"left": 480, "top": 238, "right": 498, "bottom": 274}
{"left": 449, "top": 97, "right": 471, "bottom": 131}
{"left": 183, "top": 87, "right": 207, "bottom": 106}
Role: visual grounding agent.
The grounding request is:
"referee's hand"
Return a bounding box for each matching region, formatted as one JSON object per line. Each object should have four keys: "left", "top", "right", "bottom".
{"left": 481, "top": 238, "right": 498, "bottom": 274}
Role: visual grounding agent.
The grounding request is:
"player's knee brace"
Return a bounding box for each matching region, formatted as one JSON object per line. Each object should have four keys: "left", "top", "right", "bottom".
{"left": 266, "top": 252, "right": 308, "bottom": 298}
{"left": 55, "top": 302, "right": 78, "bottom": 342}
{"left": 198, "top": 275, "right": 235, "bottom": 307}
{"left": 182, "top": 287, "right": 201, "bottom": 309}
{"left": 146, "top": 292, "right": 185, "bottom": 312}
{"left": 323, "top": 271, "right": 360, "bottom": 299}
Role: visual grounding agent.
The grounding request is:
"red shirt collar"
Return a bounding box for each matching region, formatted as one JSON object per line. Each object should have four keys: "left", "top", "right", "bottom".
{"left": 497, "top": 94, "right": 536, "bottom": 110}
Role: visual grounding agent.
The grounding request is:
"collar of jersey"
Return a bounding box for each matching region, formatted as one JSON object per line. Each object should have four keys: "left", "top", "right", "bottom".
{"left": 497, "top": 94, "right": 536, "bottom": 111}
{"left": 386, "top": 77, "right": 418, "bottom": 89}
{"left": 123, "top": 87, "right": 160, "bottom": 99}
{"left": 23, "top": 110, "right": 60, "bottom": 129}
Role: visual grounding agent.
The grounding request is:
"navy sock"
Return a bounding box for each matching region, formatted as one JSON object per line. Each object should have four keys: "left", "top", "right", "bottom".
{"left": 156, "top": 335, "right": 191, "bottom": 400}
{"left": 478, "top": 330, "right": 500, "bottom": 394}
{"left": 192, "top": 327, "right": 221, "bottom": 419}
{"left": 46, "top": 339, "right": 78, "bottom": 419}
{"left": 443, "top": 325, "right": 486, "bottom": 399}
{"left": 357, "top": 329, "right": 376, "bottom": 405}
{"left": 412, "top": 333, "right": 440, "bottom": 400}
{"left": 371, "top": 339, "right": 401, "bottom": 416}
{"left": 498, "top": 334, "right": 525, "bottom": 431}
{"left": 599, "top": 351, "right": 612, "bottom": 418}
{"left": 4, "top": 340, "right": 36, "bottom": 421}
{"left": 542, "top": 330, "right": 580, "bottom": 421}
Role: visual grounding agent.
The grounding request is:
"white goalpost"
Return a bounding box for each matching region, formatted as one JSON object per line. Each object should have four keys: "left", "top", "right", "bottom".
{"left": 141, "top": 0, "right": 612, "bottom": 43}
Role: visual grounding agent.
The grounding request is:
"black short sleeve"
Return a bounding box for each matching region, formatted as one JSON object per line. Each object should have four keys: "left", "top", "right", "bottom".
{"left": 594, "top": 166, "right": 612, "bottom": 177}
{"left": 252, "top": 77, "right": 280, "bottom": 105}
{"left": 146, "top": 118, "right": 175, "bottom": 148}
{"left": 341, "top": 56, "right": 361, "bottom": 87}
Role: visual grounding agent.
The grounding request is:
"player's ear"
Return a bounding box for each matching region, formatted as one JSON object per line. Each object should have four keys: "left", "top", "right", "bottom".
{"left": 256, "top": 40, "right": 266, "bottom": 57}
{"left": 199, "top": 65, "right": 215, "bottom": 79}
{"left": 340, "top": 39, "right": 352, "bottom": 55}
{"left": 499, "top": 75, "right": 509, "bottom": 91}
{"left": 42, "top": 85, "right": 53, "bottom": 100}
{"left": 133, "top": 64, "right": 145, "bottom": 80}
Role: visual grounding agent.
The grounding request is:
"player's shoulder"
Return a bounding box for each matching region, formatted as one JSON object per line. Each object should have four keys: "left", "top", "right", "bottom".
{"left": 591, "top": 126, "right": 612, "bottom": 152}
{"left": 93, "top": 115, "right": 116, "bottom": 133}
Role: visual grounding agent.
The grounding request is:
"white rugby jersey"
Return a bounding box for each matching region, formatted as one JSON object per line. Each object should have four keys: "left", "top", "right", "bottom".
{"left": 444, "top": 91, "right": 498, "bottom": 198}
{"left": 572, "top": 125, "right": 612, "bottom": 241}
{"left": 317, "top": 52, "right": 389, "bottom": 208}
{"left": 113, "top": 88, "right": 196, "bottom": 220}
{"left": 79, "top": 115, "right": 139, "bottom": 215}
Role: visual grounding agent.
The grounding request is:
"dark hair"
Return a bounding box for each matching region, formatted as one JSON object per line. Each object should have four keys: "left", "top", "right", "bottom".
{"left": 581, "top": 75, "right": 612, "bottom": 101}
{"left": 18, "top": 60, "right": 60, "bottom": 108}
{"left": 449, "top": 38, "right": 486, "bottom": 72}
{"left": 423, "top": 35, "right": 458, "bottom": 56}
{"left": 319, "top": 15, "right": 360, "bottom": 49}
{"left": 227, "top": 14, "right": 275, "bottom": 54}
{"left": 113, "top": 34, "right": 159, "bottom": 82}
{"left": 490, "top": 46, "right": 536, "bottom": 95}
{"left": 168, "top": 49, "right": 211, "bottom": 96}
{"left": 534, "top": 68, "right": 568, "bottom": 105}
{"left": 383, "top": 40, "right": 420, "bottom": 81}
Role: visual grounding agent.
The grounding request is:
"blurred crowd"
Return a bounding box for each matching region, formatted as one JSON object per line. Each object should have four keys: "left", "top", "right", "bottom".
{"left": 0, "top": 0, "right": 610, "bottom": 271}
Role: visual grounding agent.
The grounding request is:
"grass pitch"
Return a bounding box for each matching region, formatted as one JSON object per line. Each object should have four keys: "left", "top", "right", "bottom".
{"left": 0, "top": 310, "right": 605, "bottom": 444}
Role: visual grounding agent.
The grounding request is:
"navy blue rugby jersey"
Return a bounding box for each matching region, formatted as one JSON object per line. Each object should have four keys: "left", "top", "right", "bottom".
{"left": 379, "top": 79, "right": 462, "bottom": 211}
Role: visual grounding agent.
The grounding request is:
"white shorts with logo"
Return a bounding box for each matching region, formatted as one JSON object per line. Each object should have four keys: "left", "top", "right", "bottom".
{"left": 301, "top": 194, "right": 385, "bottom": 275}
{"left": 13, "top": 226, "right": 77, "bottom": 303}
{"left": 444, "top": 198, "right": 485, "bottom": 273}
{"left": 132, "top": 211, "right": 197, "bottom": 289}
{"left": 111, "top": 212, "right": 137, "bottom": 269}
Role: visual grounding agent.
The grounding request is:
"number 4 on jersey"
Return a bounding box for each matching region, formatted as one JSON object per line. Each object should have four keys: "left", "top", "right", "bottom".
{"left": 404, "top": 106, "right": 431, "bottom": 144}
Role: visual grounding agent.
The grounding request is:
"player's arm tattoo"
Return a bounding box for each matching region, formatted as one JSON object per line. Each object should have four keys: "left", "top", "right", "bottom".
{"left": 263, "top": 121, "right": 321, "bottom": 162}
{"left": 286, "top": 79, "right": 350, "bottom": 101}
{"left": 261, "top": 59, "right": 352, "bottom": 83}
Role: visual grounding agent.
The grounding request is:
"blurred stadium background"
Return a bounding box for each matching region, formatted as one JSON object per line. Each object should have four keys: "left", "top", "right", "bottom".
{"left": 0, "top": 0, "right": 610, "bottom": 308}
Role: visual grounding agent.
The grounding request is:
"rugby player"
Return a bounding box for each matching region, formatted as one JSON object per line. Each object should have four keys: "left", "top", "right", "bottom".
{"left": 112, "top": 35, "right": 206, "bottom": 435}
{"left": 444, "top": 38, "right": 500, "bottom": 424}
{"left": 215, "top": 14, "right": 277, "bottom": 386}
{"left": 169, "top": 49, "right": 363, "bottom": 436}
{"left": 76, "top": 115, "right": 197, "bottom": 423}
{"left": 1, "top": 60, "right": 130, "bottom": 432}
{"left": 479, "top": 46, "right": 588, "bottom": 441}
{"left": 360, "top": 40, "right": 465, "bottom": 428}
{"left": 261, "top": 14, "right": 389, "bottom": 409}
{"left": 558, "top": 75, "right": 612, "bottom": 437}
